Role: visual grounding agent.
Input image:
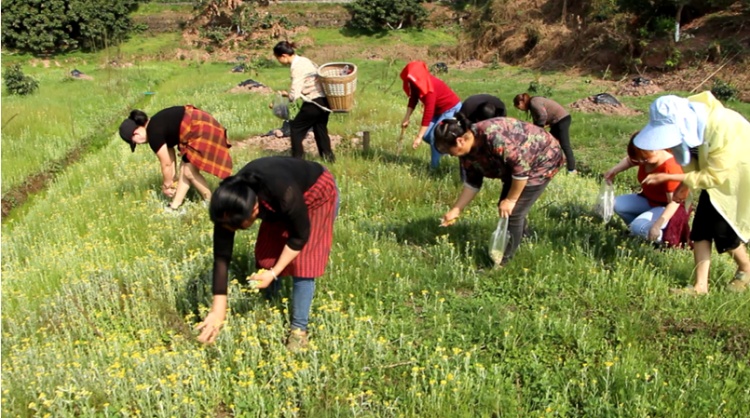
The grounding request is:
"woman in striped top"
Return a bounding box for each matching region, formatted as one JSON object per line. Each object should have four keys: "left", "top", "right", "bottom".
{"left": 197, "top": 156, "right": 339, "bottom": 351}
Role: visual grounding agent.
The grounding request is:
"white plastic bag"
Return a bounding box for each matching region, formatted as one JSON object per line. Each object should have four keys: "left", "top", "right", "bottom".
{"left": 595, "top": 180, "right": 615, "bottom": 223}
{"left": 272, "top": 94, "right": 289, "bottom": 120}
{"left": 489, "top": 217, "right": 512, "bottom": 266}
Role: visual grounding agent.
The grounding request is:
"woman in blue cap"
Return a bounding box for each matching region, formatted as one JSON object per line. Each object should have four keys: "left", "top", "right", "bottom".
{"left": 636, "top": 91, "right": 750, "bottom": 294}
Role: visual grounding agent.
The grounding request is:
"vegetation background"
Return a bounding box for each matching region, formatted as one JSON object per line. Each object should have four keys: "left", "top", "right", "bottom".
{"left": 2, "top": 0, "right": 750, "bottom": 416}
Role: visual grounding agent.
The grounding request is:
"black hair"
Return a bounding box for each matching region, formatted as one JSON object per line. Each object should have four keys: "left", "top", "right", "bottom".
{"left": 273, "top": 41, "right": 296, "bottom": 57}
{"left": 468, "top": 102, "right": 507, "bottom": 123}
{"left": 433, "top": 114, "right": 471, "bottom": 154}
{"left": 209, "top": 176, "right": 258, "bottom": 228}
{"left": 129, "top": 109, "right": 149, "bottom": 126}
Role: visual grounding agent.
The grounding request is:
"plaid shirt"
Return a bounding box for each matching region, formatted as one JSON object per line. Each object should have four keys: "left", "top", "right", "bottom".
{"left": 461, "top": 118, "right": 563, "bottom": 189}
{"left": 179, "top": 105, "right": 232, "bottom": 179}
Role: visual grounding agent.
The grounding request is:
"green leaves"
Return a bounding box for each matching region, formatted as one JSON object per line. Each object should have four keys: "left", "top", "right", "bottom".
{"left": 1, "top": 0, "right": 146, "bottom": 54}
{"left": 346, "top": 0, "right": 428, "bottom": 33}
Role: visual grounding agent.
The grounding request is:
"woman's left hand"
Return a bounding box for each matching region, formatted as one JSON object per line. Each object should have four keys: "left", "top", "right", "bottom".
{"left": 196, "top": 310, "right": 226, "bottom": 344}
{"left": 278, "top": 90, "right": 289, "bottom": 97}
{"left": 648, "top": 223, "right": 662, "bottom": 241}
{"left": 412, "top": 136, "right": 422, "bottom": 149}
{"left": 498, "top": 199, "right": 516, "bottom": 218}
{"left": 642, "top": 173, "right": 669, "bottom": 186}
{"left": 252, "top": 269, "right": 276, "bottom": 289}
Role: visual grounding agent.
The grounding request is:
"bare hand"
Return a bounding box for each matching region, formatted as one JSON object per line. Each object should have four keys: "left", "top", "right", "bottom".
{"left": 252, "top": 269, "right": 276, "bottom": 289}
{"left": 412, "top": 136, "right": 422, "bottom": 149}
{"left": 440, "top": 208, "right": 460, "bottom": 227}
{"left": 672, "top": 183, "right": 690, "bottom": 204}
{"left": 648, "top": 224, "right": 662, "bottom": 241}
{"left": 162, "top": 183, "right": 176, "bottom": 198}
{"left": 603, "top": 169, "right": 616, "bottom": 183}
{"left": 642, "top": 173, "right": 669, "bottom": 186}
{"left": 499, "top": 199, "right": 516, "bottom": 218}
{"left": 279, "top": 90, "right": 289, "bottom": 97}
{"left": 401, "top": 120, "right": 410, "bottom": 129}
{"left": 196, "top": 310, "right": 226, "bottom": 344}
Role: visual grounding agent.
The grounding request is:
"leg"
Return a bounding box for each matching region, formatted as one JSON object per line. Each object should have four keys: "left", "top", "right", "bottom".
{"left": 691, "top": 240, "right": 712, "bottom": 294}
{"left": 290, "top": 277, "right": 316, "bottom": 332}
{"left": 728, "top": 244, "right": 750, "bottom": 275}
{"left": 613, "top": 194, "right": 652, "bottom": 225}
{"left": 170, "top": 172, "right": 191, "bottom": 209}
{"left": 311, "top": 98, "right": 335, "bottom": 162}
{"left": 500, "top": 181, "right": 549, "bottom": 263}
{"left": 550, "top": 116, "right": 575, "bottom": 172}
{"left": 183, "top": 162, "right": 211, "bottom": 200}
{"left": 290, "top": 103, "right": 316, "bottom": 159}
{"left": 628, "top": 206, "right": 666, "bottom": 241}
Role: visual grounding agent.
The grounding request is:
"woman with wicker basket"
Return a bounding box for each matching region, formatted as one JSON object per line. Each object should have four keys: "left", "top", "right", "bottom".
{"left": 400, "top": 61, "right": 462, "bottom": 169}
{"left": 272, "top": 41, "right": 335, "bottom": 163}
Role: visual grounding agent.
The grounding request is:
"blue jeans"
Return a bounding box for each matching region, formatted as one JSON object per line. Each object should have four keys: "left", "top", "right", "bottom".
{"left": 614, "top": 194, "right": 667, "bottom": 241}
{"left": 424, "top": 102, "right": 462, "bottom": 169}
{"left": 264, "top": 277, "right": 316, "bottom": 331}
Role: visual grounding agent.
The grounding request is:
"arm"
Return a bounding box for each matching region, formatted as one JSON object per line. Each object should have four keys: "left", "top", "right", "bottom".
{"left": 604, "top": 157, "right": 635, "bottom": 182}
{"left": 641, "top": 172, "right": 686, "bottom": 186}
{"left": 648, "top": 199, "right": 680, "bottom": 241}
{"left": 252, "top": 245, "right": 302, "bottom": 289}
{"left": 197, "top": 227, "right": 235, "bottom": 344}
{"left": 530, "top": 99, "right": 548, "bottom": 127}
{"left": 442, "top": 185, "right": 479, "bottom": 225}
{"left": 288, "top": 62, "right": 305, "bottom": 102}
{"left": 499, "top": 178, "right": 528, "bottom": 218}
{"left": 154, "top": 144, "right": 177, "bottom": 196}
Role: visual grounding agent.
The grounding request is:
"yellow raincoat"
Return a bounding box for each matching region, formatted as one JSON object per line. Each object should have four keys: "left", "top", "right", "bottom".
{"left": 683, "top": 91, "right": 750, "bottom": 242}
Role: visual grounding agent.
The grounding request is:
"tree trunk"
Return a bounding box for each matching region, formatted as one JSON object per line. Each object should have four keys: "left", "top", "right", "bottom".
{"left": 675, "top": 4, "right": 684, "bottom": 42}
{"left": 561, "top": 0, "right": 568, "bottom": 24}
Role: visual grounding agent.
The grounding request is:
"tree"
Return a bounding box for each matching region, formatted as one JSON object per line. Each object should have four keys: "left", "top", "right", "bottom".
{"left": 1, "top": 0, "right": 147, "bottom": 54}
{"left": 346, "top": 0, "right": 429, "bottom": 32}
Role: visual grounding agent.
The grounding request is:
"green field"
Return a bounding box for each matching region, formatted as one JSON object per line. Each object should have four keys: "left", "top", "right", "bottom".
{"left": 3, "top": 23, "right": 750, "bottom": 417}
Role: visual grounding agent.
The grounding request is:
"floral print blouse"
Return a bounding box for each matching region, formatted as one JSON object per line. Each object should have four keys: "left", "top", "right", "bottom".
{"left": 460, "top": 117, "right": 564, "bottom": 189}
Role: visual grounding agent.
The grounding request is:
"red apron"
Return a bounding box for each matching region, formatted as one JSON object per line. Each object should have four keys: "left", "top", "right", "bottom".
{"left": 254, "top": 170, "right": 337, "bottom": 278}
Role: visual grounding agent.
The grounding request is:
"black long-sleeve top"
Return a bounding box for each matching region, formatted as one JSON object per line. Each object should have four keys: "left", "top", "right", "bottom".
{"left": 460, "top": 94, "right": 507, "bottom": 123}
{"left": 146, "top": 106, "right": 185, "bottom": 153}
{"left": 212, "top": 157, "right": 325, "bottom": 294}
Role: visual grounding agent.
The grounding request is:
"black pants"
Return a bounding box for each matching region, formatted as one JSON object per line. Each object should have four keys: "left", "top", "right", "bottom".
{"left": 550, "top": 115, "right": 575, "bottom": 172}
{"left": 499, "top": 180, "right": 551, "bottom": 263}
{"left": 290, "top": 97, "right": 335, "bottom": 162}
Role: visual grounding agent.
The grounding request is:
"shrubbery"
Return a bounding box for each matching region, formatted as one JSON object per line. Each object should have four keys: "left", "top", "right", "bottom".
{"left": 346, "top": 0, "right": 428, "bottom": 32}
{"left": 1, "top": 0, "right": 147, "bottom": 54}
{"left": 3, "top": 65, "right": 40, "bottom": 96}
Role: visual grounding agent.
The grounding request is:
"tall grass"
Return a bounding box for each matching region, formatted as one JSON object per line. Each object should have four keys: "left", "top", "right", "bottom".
{"left": 3, "top": 27, "right": 750, "bottom": 417}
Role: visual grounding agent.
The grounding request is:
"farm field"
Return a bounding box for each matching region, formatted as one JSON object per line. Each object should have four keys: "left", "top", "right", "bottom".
{"left": 3, "top": 20, "right": 750, "bottom": 417}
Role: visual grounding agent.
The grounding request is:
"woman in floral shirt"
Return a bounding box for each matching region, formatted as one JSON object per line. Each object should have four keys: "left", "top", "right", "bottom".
{"left": 434, "top": 114, "right": 564, "bottom": 264}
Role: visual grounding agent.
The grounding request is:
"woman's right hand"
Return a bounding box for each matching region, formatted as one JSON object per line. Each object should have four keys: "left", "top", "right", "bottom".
{"left": 603, "top": 168, "right": 617, "bottom": 183}
{"left": 196, "top": 310, "right": 226, "bottom": 344}
{"left": 401, "top": 120, "right": 410, "bottom": 129}
{"left": 162, "top": 183, "right": 176, "bottom": 198}
{"left": 440, "top": 208, "right": 460, "bottom": 227}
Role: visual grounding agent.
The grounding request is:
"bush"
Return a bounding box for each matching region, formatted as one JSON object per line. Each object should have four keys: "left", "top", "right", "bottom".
{"left": 1, "top": 0, "right": 147, "bottom": 54}
{"left": 710, "top": 78, "right": 739, "bottom": 102}
{"left": 346, "top": 0, "right": 428, "bottom": 32}
{"left": 3, "top": 65, "right": 39, "bottom": 96}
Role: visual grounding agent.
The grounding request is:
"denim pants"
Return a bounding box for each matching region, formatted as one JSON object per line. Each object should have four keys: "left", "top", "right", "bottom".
{"left": 614, "top": 193, "right": 667, "bottom": 241}
{"left": 424, "top": 102, "right": 462, "bottom": 169}
{"left": 264, "top": 278, "right": 316, "bottom": 331}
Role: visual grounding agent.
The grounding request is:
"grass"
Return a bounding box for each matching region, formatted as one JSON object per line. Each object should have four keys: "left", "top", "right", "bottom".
{"left": 3, "top": 22, "right": 750, "bottom": 418}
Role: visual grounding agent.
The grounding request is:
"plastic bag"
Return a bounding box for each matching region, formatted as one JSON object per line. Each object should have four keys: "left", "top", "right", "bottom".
{"left": 594, "top": 180, "right": 615, "bottom": 223}
{"left": 272, "top": 94, "right": 289, "bottom": 120}
{"left": 489, "top": 217, "right": 512, "bottom": 266}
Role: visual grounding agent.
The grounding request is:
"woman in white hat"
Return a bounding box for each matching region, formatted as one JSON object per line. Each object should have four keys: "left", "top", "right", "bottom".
{"left": 636, "top": 91, "right": 750, "bottom": 294}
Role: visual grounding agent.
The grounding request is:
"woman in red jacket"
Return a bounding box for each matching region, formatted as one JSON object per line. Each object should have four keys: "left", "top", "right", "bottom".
{"left": 400, "top": 61, "right": 462, "bottom": 169}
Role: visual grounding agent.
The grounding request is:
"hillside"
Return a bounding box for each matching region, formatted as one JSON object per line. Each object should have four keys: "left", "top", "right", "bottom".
{"left": 133, "top": 1, "right": 750, "bottom": 101}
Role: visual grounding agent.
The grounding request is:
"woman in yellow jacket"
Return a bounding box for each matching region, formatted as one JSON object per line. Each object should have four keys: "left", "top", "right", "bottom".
{"left": 637, "top": 91, "right": 750, "bottom": 294}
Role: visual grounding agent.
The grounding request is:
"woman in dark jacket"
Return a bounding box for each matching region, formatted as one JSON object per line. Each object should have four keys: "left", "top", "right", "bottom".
{"left": 197, "top": 156, "right": 338, "bottom": 351}
{"left": 118, "top": 106, "right": 232, "bottom": 210}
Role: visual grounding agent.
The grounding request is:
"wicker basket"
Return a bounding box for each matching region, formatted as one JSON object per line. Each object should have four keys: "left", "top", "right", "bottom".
{"left": 317, "top": 62, "right": 357, "bottom": 112}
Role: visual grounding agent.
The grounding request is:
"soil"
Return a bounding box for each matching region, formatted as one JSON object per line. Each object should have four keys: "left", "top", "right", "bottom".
{"left": 234, "top": 130, "right": 346, "bottom": 156}
{"left": 568, "top": 96, "right": 642, "bottom": 116}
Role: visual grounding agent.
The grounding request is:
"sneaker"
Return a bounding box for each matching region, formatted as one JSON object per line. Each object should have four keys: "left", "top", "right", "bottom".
{"left": 727, "top": 271, "right": 749, "bottom": 293}
{"left": 285, "top": 329, "right": 308, "bottom": 353}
